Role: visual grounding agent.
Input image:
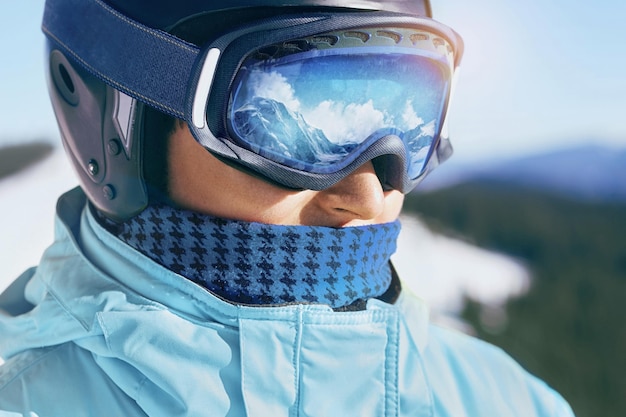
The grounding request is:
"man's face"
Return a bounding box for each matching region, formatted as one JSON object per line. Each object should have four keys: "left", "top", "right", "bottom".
{"left": 166, "top": 123, "right": 404, "bottom": 227}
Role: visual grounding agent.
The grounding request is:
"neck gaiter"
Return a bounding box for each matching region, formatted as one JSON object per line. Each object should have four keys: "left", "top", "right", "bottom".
{"left": 107, "top": 204, "right": 401, "bottom": 309}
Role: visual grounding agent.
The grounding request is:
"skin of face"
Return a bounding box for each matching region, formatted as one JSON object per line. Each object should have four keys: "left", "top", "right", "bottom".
{"left": 167, "top": 123, "right": 405, "bottom": 227}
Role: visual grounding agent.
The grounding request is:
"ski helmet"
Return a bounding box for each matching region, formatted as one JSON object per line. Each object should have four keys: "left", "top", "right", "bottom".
{"left": 43, "top": 0, "right": 461, "bottom": 221}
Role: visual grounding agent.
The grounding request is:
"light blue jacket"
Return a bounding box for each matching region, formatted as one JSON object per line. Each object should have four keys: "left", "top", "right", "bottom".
{"left": 0, "top": 188, "right": 574, "bottom": 417}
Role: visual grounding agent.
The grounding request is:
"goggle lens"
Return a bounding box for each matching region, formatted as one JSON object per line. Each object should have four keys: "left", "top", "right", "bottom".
{"left": 228, "top": 29, "right": 453, "bottom": 181}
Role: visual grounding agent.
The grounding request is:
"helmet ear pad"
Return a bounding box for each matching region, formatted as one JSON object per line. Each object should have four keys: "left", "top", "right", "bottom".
{"left": 47, "top": 43, "right": 149, "bottom": 221}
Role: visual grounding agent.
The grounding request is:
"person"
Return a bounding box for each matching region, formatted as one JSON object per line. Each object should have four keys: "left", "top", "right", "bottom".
{"left": 0, "top": 0, "right": 574, "bottom": 416}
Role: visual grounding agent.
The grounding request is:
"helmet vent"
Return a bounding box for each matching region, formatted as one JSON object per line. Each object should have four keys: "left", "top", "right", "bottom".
{"left": 309, "top": 35, "right": 339, "bottom": 47}
{"left": 344, "top": 31, "right": 370, "bottom": 43}
{"left": 49, "top": 50, "right": 79, "bottom": 106}
{"left": 410, "top": 33, "right": 429, "bottom": 43}
{"left": 375, "top": 30, "right": 402, "bottom": 44}
{"left": 58, "top": 63, "right": 75, "bottom": 94}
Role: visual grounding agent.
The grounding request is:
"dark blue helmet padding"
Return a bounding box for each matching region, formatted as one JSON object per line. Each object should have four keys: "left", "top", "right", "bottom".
{"left": 104, "top": 0, "right": 432, "bottom": 30}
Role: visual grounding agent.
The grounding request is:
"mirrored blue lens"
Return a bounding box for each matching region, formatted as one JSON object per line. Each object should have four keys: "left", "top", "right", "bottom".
{"left": 229, "top": 46, "right": 450, "bottom": 180}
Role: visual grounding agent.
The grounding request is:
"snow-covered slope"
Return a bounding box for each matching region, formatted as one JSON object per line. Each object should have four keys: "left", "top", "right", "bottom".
{"left": 0, "top": 148, "right": 77, "bottom": 288}
{"left": 0, "top": 150, "right": 529, "bottom": 318}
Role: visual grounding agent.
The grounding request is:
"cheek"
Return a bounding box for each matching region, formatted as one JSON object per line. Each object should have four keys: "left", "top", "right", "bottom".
{"left": 380, "top": 191, "right": 405, "bottom": 222}
{"left": 166, "top": 127, "right": 232, "bottom": 214}
{"left": 167, "top": 126, "right": 306, "bottom": 221}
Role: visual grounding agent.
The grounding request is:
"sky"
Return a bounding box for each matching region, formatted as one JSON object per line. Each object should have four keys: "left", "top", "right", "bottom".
{"left": 2, "top": 0, "right": 626, "bottom": 163}
{"left": 434, "top": 0, "right": 626, "bottom": 161}
{"left": 1, "top": 0, "right": 625, "bottom": 163}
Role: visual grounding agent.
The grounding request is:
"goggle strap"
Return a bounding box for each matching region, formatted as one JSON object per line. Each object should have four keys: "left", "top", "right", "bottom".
{"left": 42, "top": 0, "right": 199, "bottom": 119}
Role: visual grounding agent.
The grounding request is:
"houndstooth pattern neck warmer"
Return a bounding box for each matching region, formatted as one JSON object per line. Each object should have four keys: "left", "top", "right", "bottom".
{"left": 105, "top": 204, "right": 401, "bottom": 309}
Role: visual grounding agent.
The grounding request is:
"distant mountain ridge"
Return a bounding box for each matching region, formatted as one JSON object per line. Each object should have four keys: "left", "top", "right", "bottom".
{"left": 0, "top": 142, "right": 54, "bottom": 180}
{"left": 419, "top": 144, "right": 626, "bottom": 202}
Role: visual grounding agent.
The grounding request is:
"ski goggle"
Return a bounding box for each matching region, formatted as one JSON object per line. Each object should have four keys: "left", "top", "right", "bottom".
{"left": 43, "top": 0, "right": 463, "bottom": 192}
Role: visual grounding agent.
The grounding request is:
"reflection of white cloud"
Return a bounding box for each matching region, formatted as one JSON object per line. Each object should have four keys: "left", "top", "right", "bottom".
{"left": 402, "top": 100, "right": 424, "bottom": 129}
{"left": 304, "top": 99, "right": 385, "bottom": 144}
{"left": 250, "top": 71, "right": 301, "bottom": 112}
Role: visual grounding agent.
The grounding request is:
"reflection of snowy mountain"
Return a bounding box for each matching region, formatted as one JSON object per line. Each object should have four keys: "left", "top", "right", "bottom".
{"left": 401, "top": 121, "right": 436, "bottom": 177}
{"left": 234, "top": 97, "right": 354, "bottom": 165}
{"left": 405, "top": 121, "right": 434, "bottom": 153}
{"left": 233, "top": 97, "right": 441, "bottom": 172}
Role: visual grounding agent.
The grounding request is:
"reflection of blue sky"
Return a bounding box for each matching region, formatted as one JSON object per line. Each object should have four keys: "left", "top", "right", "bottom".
{"left": 235, "top": 52, "right": 447, "bottom": 144}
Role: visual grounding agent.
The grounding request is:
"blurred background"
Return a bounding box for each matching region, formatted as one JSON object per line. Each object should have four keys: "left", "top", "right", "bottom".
{"left": 1, "top": 1, "right": 625, "bottom": 416}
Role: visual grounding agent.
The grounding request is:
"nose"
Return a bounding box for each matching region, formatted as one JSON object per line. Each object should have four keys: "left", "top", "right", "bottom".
{"left": 314, "top": 161, "right": 386, "bottom": 225}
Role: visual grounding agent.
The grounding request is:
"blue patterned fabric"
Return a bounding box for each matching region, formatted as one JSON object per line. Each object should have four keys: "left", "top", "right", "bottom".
{"left": 109, "top": 204, "right": 401, "bottom": 308}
